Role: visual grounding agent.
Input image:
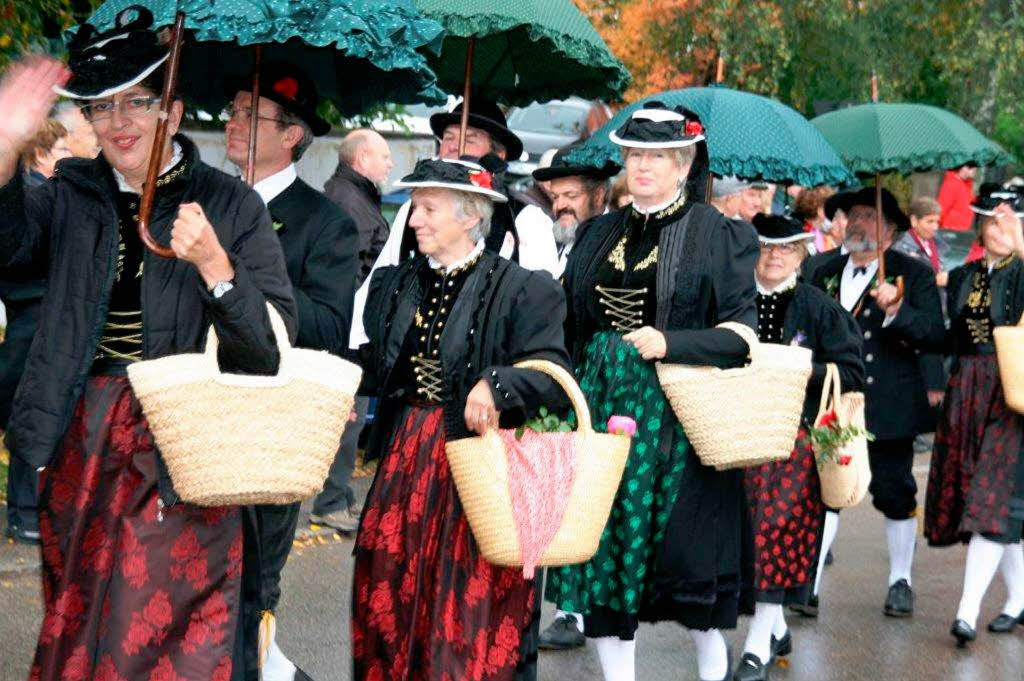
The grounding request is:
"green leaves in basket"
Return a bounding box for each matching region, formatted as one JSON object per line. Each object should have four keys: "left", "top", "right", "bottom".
{"left": 515, "top": 406, "right": 574, "bottom": 440}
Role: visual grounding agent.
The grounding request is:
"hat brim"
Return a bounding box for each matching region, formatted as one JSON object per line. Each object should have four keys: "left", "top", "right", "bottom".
{"left": 394, "top": 179, "right": 508, "bottom": 203}
{"left": 758, "top": 233, "right": 815, "bottom": 245}
{"left": 532, "top": 165, "right": 619, "bottom": 182}
{"left": 224, "top": 76, "right": 331, "bottom": 136}
{"left": 429, "top": 112, "right": 524, "bottom": 161}
{"left": 970, "top": 205, "right": 1024, "bottom": 218}
{"left": 608, "top": 130, "right": 706, "bottom": 149}
{"left": 54, "top": 52, "right": 169, "bottom": 100}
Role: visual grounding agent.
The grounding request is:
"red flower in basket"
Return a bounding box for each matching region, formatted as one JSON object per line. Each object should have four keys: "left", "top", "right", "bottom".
{"left": 817, "top": 411, "right": 838, "bottom": 429}
{"left": 684, "top": 120, "right": 703, "bottom": 137}
{"left": 607, "top": 415, "right": 637, "bottom": 437}
{"left": 838, "top": 454, "right": 852, "bottom": 466}
{"left": 468, "top": 170, "right": 493, "bottom": 190}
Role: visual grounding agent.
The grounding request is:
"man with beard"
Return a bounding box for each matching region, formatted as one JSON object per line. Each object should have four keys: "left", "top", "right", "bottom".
{"left": 807, "top": 187, "right": 945, "bottom": 620}
{"left": 710, "top": 174, "right": 765, "bottom": 221}
{"left": 532, "top": 142, "right": 621, "bottom": 278}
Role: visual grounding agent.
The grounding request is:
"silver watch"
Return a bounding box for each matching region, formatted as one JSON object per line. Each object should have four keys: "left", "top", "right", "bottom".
{"left": 211, "top": 280, "right": 235, "bottom": 299}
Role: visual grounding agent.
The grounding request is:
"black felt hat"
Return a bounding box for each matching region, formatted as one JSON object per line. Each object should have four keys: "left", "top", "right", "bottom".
{"left": 225, "top": 62, "right": 330, "bottom": 136}
{"left": 824, "top": 190, "right": 858, "bottom": 221}
{"left": 430, "top": 99, "right": 524, "bottom": 161}
{"left": 752, "top": 214, "right": 813, "bottom": 244}
{"left": 848, "top": 187, "right": 911, "bottom": 232}
{"left": 395, "top": 158, "right": 508, "bottom": 203}
{"left": 971, "top": 185, "right": 1024, "bottom": 217}
{"left": 532, "top": 141, "right": 621, "bottom": 182}
{"left": 56, "top": 6, "right": 169, "bottom": 100}
{"left": 609, "top": 101, "right": 706, "bottom": 149}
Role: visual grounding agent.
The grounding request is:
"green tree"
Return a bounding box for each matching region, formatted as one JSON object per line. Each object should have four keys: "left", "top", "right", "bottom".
{"left": 0, "top": 0, "right": 101, "bottom": 70}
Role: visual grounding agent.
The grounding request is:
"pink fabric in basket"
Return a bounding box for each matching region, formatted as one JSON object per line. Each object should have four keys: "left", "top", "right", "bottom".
{"left": 497, "top": 430, "right": 579, "bottom": 578}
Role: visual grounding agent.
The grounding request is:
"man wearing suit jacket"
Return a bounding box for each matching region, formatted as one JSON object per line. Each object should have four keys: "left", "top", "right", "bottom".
{"left": 225, "top": 63, "right": 359, "bottom": 681}
{"left": 808, "top": 187, "right": 945, "bottom": 619}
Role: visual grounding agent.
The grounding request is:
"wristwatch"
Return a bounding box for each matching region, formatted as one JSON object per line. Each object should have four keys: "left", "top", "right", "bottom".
{"left": 210, "top": 280, "right": 235, "bottom": 299}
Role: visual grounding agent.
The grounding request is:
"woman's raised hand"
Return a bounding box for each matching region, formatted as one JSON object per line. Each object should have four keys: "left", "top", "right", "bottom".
{"left": 0, "top": 57, "right": 69, "bottom": 151}
{"left": 993, "top": 203, "right": 1024, "bottom": 259}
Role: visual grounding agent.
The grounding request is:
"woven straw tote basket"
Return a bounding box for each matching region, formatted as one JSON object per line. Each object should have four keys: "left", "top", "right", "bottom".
{"left": 655, "top": 321, "right": 812, "bottom": 470}
{"left": 994, "top": 312, "right": 1024, "bottom": 415}
{"left": 814, "top": 363, "right": 871, "bottom": 509}
{"left": 445, "top": 359, "right": 630, "bottom": 567}
{"left": 126, "top": 304, "right": 362, "bottom": 506}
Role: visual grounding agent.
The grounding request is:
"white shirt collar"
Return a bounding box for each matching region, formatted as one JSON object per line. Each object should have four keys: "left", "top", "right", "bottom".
{"left": 112, "top": 142, "right": 183, "bottom": 194}
{"left": 756, "top": 273, "right": 798, "bottom": 296}
{"left": 632, "top": 190, "right": 683, "bottom": 216}
{"left": 253, "top": 164, "right": 297, "bottom": 205}
{"left": 428, "top": 239, "right": 485, "bottom": 273}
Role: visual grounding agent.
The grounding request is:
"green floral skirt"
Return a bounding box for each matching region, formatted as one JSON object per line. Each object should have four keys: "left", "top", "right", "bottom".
{"left": 544, "top": 331, "right": 689, "bottom": 618}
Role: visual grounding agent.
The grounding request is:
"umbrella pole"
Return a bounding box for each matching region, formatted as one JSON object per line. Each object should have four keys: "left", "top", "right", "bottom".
{"left": 136, "top": 11, "right": 184, "bottom": 259}
{"left": 459, "top": 37, "right": 476, "bottom": 157}
{"left": 875, "top": 174, "right": 885, "bottom": 280}
{"left": 246, "top": 45, "right": 262, "bottom": 186}
{"left": 716, "top": 55, "right": 725, "bottom": 84}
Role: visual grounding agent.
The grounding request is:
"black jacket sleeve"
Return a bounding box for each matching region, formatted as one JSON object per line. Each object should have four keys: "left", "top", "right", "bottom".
{"left": 883, "top": 259, "right": 946, "bottom": 353}
{"left": 355, "top": 265, "right": 396, "bottom": 396}
{"left": 293, "top": 209, "right": 359, "bottom": 354}
{"left": 808, "top": 296, "right": 865, "bottom": 411}
{"left": 663, "top": 217, "right": 758, "bottom": 366}
{"left": 0, "top": 172, "right": 53, "bottom": 272}
{"left": 202, "top": 189, "right": 298, "bottom": 375}
{"left": 482, "top": 270, "right": 572, "bottom": 424}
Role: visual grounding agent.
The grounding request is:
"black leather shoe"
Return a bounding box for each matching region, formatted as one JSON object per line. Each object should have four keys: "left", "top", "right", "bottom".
{"left": 884, "top": 579, "right": 914, "bottom": 617}
{"left": 950, "top": 619, "right": 976, "bottom": 647}
{"left": 295, "top": 667, "right": 315, "bottom": 681}
{"left": 4, "top": 523, "right": 41, "bottom": 545}
{"left": 789, "top": 594, "right": 818, "bottom": 618}
{"left": 732, "top": 652, "right": 769, "bottom": 681}
{"left": 987, "top": 609, "right": 1024, "bottom": 633}
{"left": 825, "top": 549, "right": 835, "bottom": 566}
{"left": 770, "top": 629, "right": 791, "bottom": 659}
{"left": 538, "top": 615, "right": 585, "bottom": 650}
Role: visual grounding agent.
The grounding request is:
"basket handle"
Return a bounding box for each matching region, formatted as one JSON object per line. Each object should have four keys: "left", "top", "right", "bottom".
{"left": 814, "top": 363, "right": 842, "bottom": 425}
{"left": 513, "top": 359, "right": 594, "bottom": 434}
{"left": 203, "top": 302, "right": 293, "bottom": 379}
{"left": 716, "top": 321, "right": 761, "bottom": 361}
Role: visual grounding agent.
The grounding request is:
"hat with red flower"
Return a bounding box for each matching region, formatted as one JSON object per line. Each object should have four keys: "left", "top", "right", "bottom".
{"left": 225, "top": 61, "right": 330, "bottom": 136}
{"left": 609, "top": 101, "right": 706, "bottom": 149}
{"left": 395, "top": 158, "right": 508, "bottom": 203}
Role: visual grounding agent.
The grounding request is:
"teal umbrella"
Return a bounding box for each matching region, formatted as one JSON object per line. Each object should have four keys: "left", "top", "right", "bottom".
{"left": 811, "top": 102, "right": 1013, "bottom": 175}
{"left": 568, "top": 87, "right": 853, "bottom": 187}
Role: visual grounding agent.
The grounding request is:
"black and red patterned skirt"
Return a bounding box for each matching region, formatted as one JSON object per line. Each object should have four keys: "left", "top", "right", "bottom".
{"left": 30, "top": 374, "right": 242, "bottom": 681}
{"left": 740, "top": 432, "right": 823, "bottom": 606}
{"left": 926, "top": 354, "right": 1024, "bottom": 546}
{"left": 352, "top": 406, "right": 536, "bottom": 681}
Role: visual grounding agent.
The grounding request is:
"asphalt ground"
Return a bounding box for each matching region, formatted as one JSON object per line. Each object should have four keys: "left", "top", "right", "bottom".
{"left": 2, "top": 453, "right": 1023, "bottom": 680}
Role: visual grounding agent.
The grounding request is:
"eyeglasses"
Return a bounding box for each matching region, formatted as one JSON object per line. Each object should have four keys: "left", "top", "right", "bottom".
{"left": 81, "top": 96, "right": 160, "bottom": 121}
{"left": 759, "top": 242, "right": 800, "bottom": 253}
{"left": 225, "top": 105, "right": 286, "bottom": 125}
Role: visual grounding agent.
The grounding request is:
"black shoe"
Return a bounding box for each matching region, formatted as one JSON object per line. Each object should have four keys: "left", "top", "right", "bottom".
{"left": 987, "top": 609, "right": 1024, "bottom": 633}
{"left": 950, "top": 619, "right": 976, "bottom": 647}
{"left": 770, "top": 629, "right": 791, "bottom": 660}
{"left": 538, "top": 615, "right": 585, "bottom": 650}
{"left": 294, "top": 667, "right": 315, "bottom": 681}
{"left": 824, "top": 549, "right": 834, "bottom": 566}
{"left": 884, "top": 579, "right": 914, "bottom": 617}
{"left": 4, "top": 523, "right": 41, "bottom": 545}
{"left": 732, "top": 652, "right": 769, "bottom": 681}
{"left": 789, "top": 594, "right": 818, "bottom": 618}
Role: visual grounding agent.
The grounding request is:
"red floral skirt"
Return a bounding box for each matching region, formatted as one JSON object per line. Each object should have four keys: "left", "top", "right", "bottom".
{"left": 352, "top": 406, "right": 535, "bottom": 681}
{"left": 925, "top": 354, "right": 1024, "bottom": 546}
{"left": 741, "top": 432, "right": 823, "bottom": 604}
{"left": 30, "top": 374, "right": 242, "bottom": 681}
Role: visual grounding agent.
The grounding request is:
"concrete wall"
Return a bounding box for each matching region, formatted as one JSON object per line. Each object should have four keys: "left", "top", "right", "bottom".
{"left": 187, "top": 129, "right": 437, "bottom": 193}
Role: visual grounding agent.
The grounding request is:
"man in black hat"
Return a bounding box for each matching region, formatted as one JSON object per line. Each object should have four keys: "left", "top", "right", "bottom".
{"left": 224, "top": 62, "right": 359, "bottom": 681}
{"left": 807, "top": 187, "right": 945, "bottom": 619}
{"left": 348, "top": 98, "right": 559, "bottom": 348}
{"left": 533, "top": 143, "right": 620, "bottom": 278}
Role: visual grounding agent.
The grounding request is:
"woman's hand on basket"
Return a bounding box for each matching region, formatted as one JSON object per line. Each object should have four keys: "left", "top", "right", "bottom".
{"left": 465, "top": 380, "right": 500, "bottom": 435}
{"left": 171, "top": 202, "right": 235, "bottom": 288}
{"left": 623, "top": 326, "right": 667, "bottom": 360}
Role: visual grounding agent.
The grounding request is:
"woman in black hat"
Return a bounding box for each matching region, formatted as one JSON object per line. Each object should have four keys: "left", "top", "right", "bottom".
{"left": 352, "top": 158, "right": 570, "bottom": 681}
{"left": 925, "top": 190, "right": 1024, "bottom": 647}
{"left": 735, "top": 215, "right": 864, "bottom": 681}
{"left": 544, "top": 103, "right": 758, "bottom": 681}
{"left": 0, "top": 7, "right": 295, "bottom": 681}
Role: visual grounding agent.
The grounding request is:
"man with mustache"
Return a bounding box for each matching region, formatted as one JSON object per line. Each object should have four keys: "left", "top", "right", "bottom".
{"left": 532, "top": 142, "right": 621, "bottom": 279}
{"left": 807, "top": 188, "right": 945, "bottom": 621}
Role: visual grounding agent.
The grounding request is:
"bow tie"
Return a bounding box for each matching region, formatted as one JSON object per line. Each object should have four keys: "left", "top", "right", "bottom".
{"left": 853, "top": 266, "right": 869, "bottom": 276}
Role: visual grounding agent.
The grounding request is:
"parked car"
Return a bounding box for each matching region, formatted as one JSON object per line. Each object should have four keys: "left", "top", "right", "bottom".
{"left": 506, "top": 97, "right": 612, "bottom": 177}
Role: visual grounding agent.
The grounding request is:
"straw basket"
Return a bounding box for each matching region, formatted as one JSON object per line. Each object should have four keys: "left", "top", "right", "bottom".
{"left": 445, "top": 359, "right": 630, "bottom": 567}
{"left": 126, "top": 304, "right": 361, "bottom": 506}
{"left": 655, "top": 322, "right": 812, "bottom": 470}
{"left": 994, "top": 312, "right": 1024, "bottom": 415}
{"left": 813, "top": 363, "right": 871, "bottom": 509}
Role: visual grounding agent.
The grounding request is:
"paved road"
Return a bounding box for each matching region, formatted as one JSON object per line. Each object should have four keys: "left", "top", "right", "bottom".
{"left": 2, "top": 455, "right": 1023, "bottom": 681}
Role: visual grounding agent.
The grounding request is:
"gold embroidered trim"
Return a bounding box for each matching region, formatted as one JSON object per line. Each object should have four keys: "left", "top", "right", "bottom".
{"left": 412, "top": 355, "right": 443, "bottom": 402}
{"left": 430, "top": 248, "right": 483, "bottom": 276}
{"left": 596, "top": 285, "right": 648, "bottom": 332}
{"left": 606, "top": 233, "right": 658, "bottom": 273}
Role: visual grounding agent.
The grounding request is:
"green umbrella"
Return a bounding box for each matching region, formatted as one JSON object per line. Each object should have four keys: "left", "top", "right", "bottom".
{"left": 414, "top": 0, "right": 629, "bottom": 106}
{"left": 811, "top": 102, "right": 1012, "bottom": 175}
{"left": 568, "top": 86, "right": 853, "bottom": 187}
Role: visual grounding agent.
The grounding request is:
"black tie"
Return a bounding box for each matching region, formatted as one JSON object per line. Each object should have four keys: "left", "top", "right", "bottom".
{"left": 854, "top": 266, "right": 868, "bottom": 276}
